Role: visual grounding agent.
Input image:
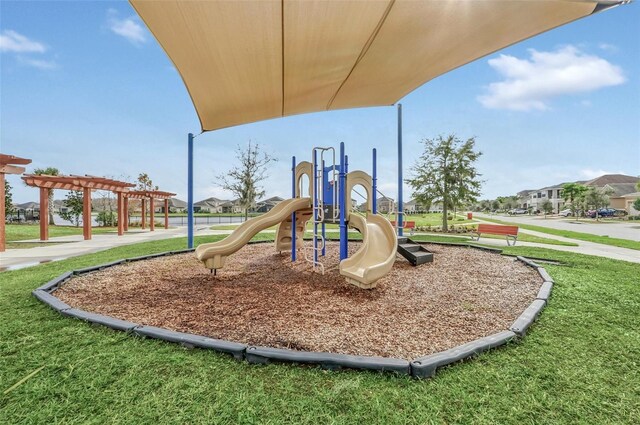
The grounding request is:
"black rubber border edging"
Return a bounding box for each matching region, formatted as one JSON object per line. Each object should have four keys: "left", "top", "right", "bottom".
{"left": 31, "top": 245, "right": 553, "bottom": 378}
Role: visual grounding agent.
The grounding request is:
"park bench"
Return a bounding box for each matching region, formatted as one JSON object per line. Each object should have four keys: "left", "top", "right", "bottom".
{"left": 391, "top": 220, "right": 416, "bottom": 235}
{"left": 473, "top": 223, "right": 519, "bottom": 246}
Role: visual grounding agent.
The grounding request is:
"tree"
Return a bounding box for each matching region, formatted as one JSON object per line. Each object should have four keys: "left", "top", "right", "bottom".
{"left": 633, "top": 198, "right": 640, "bottom": 213}
{"left": 585, "top": 186, "right": 614, "bottom": 220}
{"left": 136, "top": 173, "right": 158, "bottom": 191}
{"left": 32, "top": 167, "right": 60, "bottom": 225}
{"left": 562, "top": 182, "right": 588, "bottom": 218}
{"left": 218, "top": 141, "right": 277, "bottom": 220}
{"left": 406, "top": 134, "right": 482, "bottom": 231}
{"left": 59, "top": 190, "right": 84, "bottom": 227}
{"left": 541, "top": 199, "right": 553, "bottom": 218}
{"left": 4, "top": 180, "right": 14, "bottom": 217}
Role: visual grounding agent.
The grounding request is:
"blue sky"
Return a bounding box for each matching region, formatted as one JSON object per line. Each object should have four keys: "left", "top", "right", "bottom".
{"left": 2, "top": 1, "right": 639, "bottom": 204}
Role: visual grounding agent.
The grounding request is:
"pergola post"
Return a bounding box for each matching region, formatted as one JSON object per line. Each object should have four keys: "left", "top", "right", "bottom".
{"left": 117, "top": 192, "right": 124, "bottom": 236}
{"left": 123, "top": 196, "right": 129, "bottom": 232}
{"left": 141, "top": 198, "right": 147, "bottom": 229}
{"left": 39, "top": 187, "right": 49, "bottom": 241}
{"left": 149, "top": 197, "right": 155, "bottom": 231}
{"left": 82, "top": 188, "right": 92, "bottom": 240}
{"left": 164, "top": 199, "right": 169, "bottom": 229}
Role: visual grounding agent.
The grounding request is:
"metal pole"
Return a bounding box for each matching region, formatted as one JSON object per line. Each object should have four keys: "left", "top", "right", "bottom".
{"left": 321, "top": 159, "right": 326, "bottom": 256}
{"left": 187, "top": 132, "right": 194, "bottom": 248}
{"left": 313, "top": 149, "right": 318, "bottom": 265}
{"left": 339, "top": 142, "right": 347, "bottom": 260}
{"left": 372, "top": 148, "right": 377, "bottom": 214}
{"left": 397, "top": 104, "right": 403, "bottom": 236}
{"left": 291, "top": 156, "right": 296, "bottom": 262}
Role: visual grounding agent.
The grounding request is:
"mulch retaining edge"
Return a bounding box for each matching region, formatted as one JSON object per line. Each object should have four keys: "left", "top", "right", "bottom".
{"left": 31, "top": 246, "right": 552, "bottom": 378}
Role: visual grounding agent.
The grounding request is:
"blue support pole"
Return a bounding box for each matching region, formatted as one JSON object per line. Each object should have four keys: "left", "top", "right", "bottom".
{"left": 313, "top": 150, "right": 318, "bottom": 265}
{"left": 339, "top": 142, "right": 347, "bottom": 260}
{"left": 397, "top": 104, "right": 403, "bottom": 236}
{"left": 291, "top": 156, "right": 296, "bottom": 262}
{"left": 321, "top": 159, "right": 326, "bottom": 257}
{"left": 187, "top": 132, "right": 194, "bottom": 248}
{"left": 372, "top": 148, "right": 377, "bottom": 214}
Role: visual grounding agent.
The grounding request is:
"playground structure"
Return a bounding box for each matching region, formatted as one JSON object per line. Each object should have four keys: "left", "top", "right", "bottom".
{"left": 196, "top": 143, "right": 397, "bottom": 289}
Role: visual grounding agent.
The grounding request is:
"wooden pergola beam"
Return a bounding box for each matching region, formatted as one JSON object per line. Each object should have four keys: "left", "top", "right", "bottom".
{"left": 0, "top": 164, "right": 26, "bottom": 174}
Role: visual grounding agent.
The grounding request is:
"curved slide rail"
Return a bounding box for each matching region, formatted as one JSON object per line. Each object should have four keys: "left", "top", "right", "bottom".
{"left": 339, "top": 213, "right": 397, "bottom": 289}
{"left": 196, "top": 197, "right": 312, "bottom": 270}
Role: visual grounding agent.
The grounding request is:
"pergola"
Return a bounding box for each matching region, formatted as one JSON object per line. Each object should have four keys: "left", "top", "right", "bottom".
{"left": 21, "top": 174, "right": 135, "bottom": 241}
{"left": 124, "top": 190, "right": 176, "bottom": 231}
{"left": 1, "top": 154, "right": 32, "bottom": 252}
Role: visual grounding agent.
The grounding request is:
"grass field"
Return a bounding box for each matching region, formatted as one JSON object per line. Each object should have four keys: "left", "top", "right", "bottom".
{"left": 213, "top": 221, "right": 577, "bottom": 247}
{"left": 5, "top": 224, "right": 118, "bottom": 241}
{"left": 480, "top": 217, "right": 640, "bottom": 250}
{"left": 1, "top": 234, "right": 638, "bottom": 424}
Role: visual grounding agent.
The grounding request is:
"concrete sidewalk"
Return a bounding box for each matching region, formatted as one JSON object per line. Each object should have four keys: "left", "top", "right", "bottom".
{"left": 1, "top": 226, "right": 208, "bottom": 271}
{"left": 471, "top": 218, "right": 640, "bottom": 264}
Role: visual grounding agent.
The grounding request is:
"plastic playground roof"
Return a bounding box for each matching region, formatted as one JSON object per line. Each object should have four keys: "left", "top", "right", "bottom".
{"left": 130, "top": 0, "right": 624, "bottom": 132}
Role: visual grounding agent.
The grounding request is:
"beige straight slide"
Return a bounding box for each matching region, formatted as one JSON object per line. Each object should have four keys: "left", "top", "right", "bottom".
{"left": 196, "top": 197, "right": 312, "bottom": 270}
{"left": 339, "top": 213, "right": 397, "bottom": 289}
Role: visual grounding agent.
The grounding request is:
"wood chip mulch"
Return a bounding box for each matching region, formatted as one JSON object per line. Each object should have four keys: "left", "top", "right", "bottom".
{"left": 56, "top": 242, "right": 542, "bottom": 360}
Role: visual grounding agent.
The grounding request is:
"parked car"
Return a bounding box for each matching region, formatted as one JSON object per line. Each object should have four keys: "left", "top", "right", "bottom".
{"left": 587, "top": 208, "right": 619, "bottom": 218}
{"left": 508, "top": 208, "right": 527, "bottom": 215}
{"left": 559, "top": 209, "right": 572, "bottom": 217}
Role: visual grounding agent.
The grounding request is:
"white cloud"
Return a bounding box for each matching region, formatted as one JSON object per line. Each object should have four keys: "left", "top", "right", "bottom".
{"left": 107, "top": 9, "right": 147, "bottom": 45}
{"left": 17, "top": 56, "right": 58, "bottom": 70}
{"left": 478, "top": 45, "right": 625, "bottom": 111}
{"left": 0, "top": 30, "right": 46, "bottom": 53}
{"left": 598, "top": 42, "right": 618, "bottom": 52}
{"left": 579, "top": 168, "right": 626, "bottom": 180}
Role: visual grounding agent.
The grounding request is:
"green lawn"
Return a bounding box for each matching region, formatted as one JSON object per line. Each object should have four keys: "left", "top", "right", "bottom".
{"left": 390, "top": 212, "right": 475, "bottom": 226}
{"left": 412, "top": 231, "right": 578, "bottom": 247}
{"left": 5, "top": 224, "right": 118, "bottom": 242}
{"left": 480, "top": 217, "right": 640, "bottom": 250}
{"left": 1, "top": 234, "right": 638, "bottom": 424}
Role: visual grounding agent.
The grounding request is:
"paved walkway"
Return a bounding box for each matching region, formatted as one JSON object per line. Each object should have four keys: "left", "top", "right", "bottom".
{"left": 470, "top": 217, "right": 640, "bottom": 264}
{"left": 1, "top": 226, "right": 212, "bottom": 271}
{"left": 475, "top": 212, "right": 640, "bottom": 241}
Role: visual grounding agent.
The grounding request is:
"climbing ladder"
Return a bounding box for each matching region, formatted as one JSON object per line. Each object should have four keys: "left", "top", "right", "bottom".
{"left": 397, "top": 236, "right": 434, "bottom": 266}
{"left": 303, "top": 146, "right": 339, "bottom": 274}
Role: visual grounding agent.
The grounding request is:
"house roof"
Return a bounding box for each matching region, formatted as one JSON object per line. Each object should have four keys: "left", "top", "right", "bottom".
{"left": 16, "top": 202, "right": 39, "bottom": 209}
{"left": 167, "top": 198, "right": 187, "bottom": 208}
{"left": 586, "top": 174, "right": 640, "bottom": 187}
{"left": 605, "top": 183, "right": 640, "bottom": 197}
{"left": 194, "top": 197, "right": 228, "bottom": 206}
{"left": 621, "top": 192, "right": 640, "bottom": 199}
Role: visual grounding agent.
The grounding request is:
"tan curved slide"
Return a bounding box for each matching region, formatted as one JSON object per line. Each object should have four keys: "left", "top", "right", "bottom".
{"left": 339, "top": 213, "right": 397, "bottom": 289}
{"left": 196, "top": 197, "right": 311, "bottom": 270}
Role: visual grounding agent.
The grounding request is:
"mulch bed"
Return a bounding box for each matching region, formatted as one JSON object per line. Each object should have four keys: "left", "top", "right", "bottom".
{"left": 56, "top": 242, "right": 542, "bottom": 360}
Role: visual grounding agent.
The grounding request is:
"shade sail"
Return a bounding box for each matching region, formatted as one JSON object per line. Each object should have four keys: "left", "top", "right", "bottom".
{"left": 130, "top": 0, "right": 622, "bottom": 132}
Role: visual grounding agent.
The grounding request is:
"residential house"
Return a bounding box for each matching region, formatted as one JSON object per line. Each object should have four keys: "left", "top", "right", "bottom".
{"left": 523, "top": 174, "right": 639, "bottom": 214}
{"left": 220, "top": 199, "right": 244, "bottom": 214}
{"left": 255, "top": 196, "right": 284, "bottom": 213}
{"left": 376, "top": 196, "right": 395, "bottom": 214}
{"left": 164, "top": 198, "right": 187, "bottom": 213}
{"left": 621, "top": 192, "right": 640, "bottom": 216}
{"left": 193, "top": 197, "right": 227, "bottom": 213}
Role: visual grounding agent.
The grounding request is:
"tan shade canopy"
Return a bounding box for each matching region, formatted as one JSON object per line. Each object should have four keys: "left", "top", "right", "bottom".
{"left": 131, "top": 0, "right": 621, "bottom": 132}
